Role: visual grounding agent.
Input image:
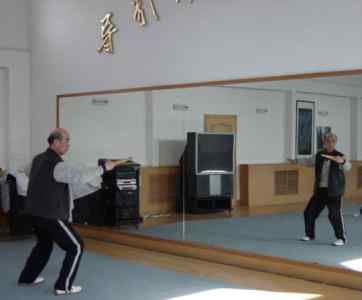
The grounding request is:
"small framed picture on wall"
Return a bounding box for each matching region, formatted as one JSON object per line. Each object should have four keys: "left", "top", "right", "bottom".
{"left": 296, "top": 100, "right": 315, "bottom": 157}
{"left": 317, "top": 126, "right": 331, "bottom": 151}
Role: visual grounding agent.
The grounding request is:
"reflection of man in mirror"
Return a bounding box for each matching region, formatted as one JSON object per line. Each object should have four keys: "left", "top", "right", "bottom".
{"left": 290, "top": 132, "right": 351, "bottom": 246}
{"left": 17, "top": 128, "right": 121, "bottom": 295}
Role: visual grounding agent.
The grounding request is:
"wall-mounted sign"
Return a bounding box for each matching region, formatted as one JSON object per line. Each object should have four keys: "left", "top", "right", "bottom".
{"left": 176, "top": 0, "right": 194, "bottom": 3}
{"left": 132, "top": 0, "right": 160, "bottom": 27}
{"left": 97, "top": 13, "right": 118, "bottom": 53}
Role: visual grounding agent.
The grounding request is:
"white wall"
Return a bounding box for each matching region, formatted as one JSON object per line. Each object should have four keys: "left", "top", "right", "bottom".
{"left": 357, "top": 99, "right": 362, "bottom": 160}
{"left": 58, "top": 86, "right": 288, "bottom": 166}
{"left": 359, "top": 100, "right": 362, "bottom": 160}
{"left": 351, "top": 98, "right": 358, "bottom": 161}
{"left": 0, "top": 68, "right": 9, "bottom": 168}
{"left": 0, "top": 1, "right": 359, "bottom": 168}
{"left": 242, "top": 79, "right": 360, "bottom": 159}
{"left": 0, "top": 0, "right": 29, "bottom": 50}
{"left": 295, "top": 92, "right": 352, "bottom": 157}
{"left": 59, "top": 81, "right": 357, "bottom": 167}
{"left": 29, "top": 0, "right": 362, "bottom": 156}
{"left": 151, "top": 85, "right": 354, "bottom": 165}
{"left": 0, "top": 0, "right": 31, "bottom": 169}
{"left": 152, "top": 87, "right": 288, "bottom": 165}
{"left": 59, "top": 93, "right": 147, "bottom": 166}
{"left": 0, "top": 51, "right": 31, "bottom": 170}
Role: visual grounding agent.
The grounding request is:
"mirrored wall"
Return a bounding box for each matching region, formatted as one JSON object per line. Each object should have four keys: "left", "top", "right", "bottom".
{"left": 58, "top": 74, "right": 362, "bottom": 273}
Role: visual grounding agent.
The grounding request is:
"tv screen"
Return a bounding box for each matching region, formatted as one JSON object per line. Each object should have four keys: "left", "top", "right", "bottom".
{"left": 196, "top": 133, "right": 234, "bottom": 174}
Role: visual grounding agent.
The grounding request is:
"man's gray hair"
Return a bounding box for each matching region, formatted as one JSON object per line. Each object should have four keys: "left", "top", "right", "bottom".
{"left": 47, "top": 130, "right": 64, "bottom": 145}
{"left": 324, "top": 132, "right": 338, "bottom": 142}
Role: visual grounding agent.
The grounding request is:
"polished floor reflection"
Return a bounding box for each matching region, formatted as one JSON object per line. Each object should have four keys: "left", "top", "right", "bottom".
{"left": 129, "top": 201, "right": 362, "bottom": 271}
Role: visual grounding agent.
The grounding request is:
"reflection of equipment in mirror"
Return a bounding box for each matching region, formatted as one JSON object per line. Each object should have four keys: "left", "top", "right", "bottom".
{"left": 99, "top": 159, "right": 142, "bottom": 227}
{"left": 178, "top": 132, "right": 234, "bottom": 214}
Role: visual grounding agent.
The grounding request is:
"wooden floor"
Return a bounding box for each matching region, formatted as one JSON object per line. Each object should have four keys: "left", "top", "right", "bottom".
{"left": 85, "top": 238, "right": 362, "bottom": 299}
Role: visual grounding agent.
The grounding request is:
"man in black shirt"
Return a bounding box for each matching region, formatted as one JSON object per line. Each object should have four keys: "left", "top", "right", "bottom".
{"left": 291, "top": 132, "right": 351, "bottom": 246}
{"left": 18, "top": 128, "right": 119, "bottom": 295}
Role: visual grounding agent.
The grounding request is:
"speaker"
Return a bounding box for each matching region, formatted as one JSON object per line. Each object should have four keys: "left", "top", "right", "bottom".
{"left": 98, "top": 160, "right": 142, "bottom": 226}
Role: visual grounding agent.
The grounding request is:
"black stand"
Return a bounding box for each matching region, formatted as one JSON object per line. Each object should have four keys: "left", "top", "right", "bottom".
{"left": 100, "top": 162, "right": 143, "bottom": 228}
{"left": 178, "top": 144, "right": 233, "bottom": 214}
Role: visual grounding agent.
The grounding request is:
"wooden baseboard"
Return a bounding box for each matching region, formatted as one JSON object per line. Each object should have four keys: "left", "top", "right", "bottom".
{"left": 75, "top": 224, "right": 362, "bottom": 291}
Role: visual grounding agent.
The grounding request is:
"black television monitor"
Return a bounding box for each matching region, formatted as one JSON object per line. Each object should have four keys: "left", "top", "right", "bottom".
{"left": 195, "top": 133, "right": 234, "bottom": 175}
